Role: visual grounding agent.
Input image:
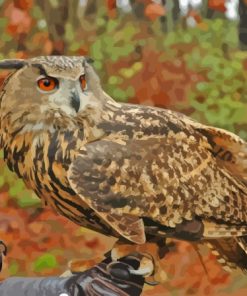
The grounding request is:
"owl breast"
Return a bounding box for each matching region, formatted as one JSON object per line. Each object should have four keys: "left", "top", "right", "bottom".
{"left": 4, "top": 127, "right": 114, "bottom": 236}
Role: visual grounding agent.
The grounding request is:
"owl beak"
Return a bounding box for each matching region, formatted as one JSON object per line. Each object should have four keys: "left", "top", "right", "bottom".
{"left": 70, "top": 89, "right": 80, "bottom": 113}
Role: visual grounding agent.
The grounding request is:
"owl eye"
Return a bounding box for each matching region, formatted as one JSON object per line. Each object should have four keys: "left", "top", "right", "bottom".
{"left": 37, "top": 77, "right": 58, "bottom": 92}
{"left": 79, "top": 75, "right": 87, "bottom": 91}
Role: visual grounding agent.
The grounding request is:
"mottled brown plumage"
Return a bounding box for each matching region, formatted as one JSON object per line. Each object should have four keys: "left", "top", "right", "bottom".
{"left": 1, "top": 56, "right": 247, "bottom": 278}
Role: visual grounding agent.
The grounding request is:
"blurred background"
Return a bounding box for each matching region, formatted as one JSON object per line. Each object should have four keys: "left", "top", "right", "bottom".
{"left": 0, "top": 0, "right": 247, "bottom": 295}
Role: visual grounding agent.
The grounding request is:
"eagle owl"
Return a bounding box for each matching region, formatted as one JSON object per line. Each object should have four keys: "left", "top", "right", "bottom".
{"left": 0, "top": 56, "right": 247, "bottom": 281}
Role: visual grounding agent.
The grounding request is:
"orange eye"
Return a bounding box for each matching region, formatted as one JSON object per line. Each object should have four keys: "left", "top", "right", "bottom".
{"left": 79, "top": 75, "right": 87, "bottom": 91}
{"left": 37, "top": 77, "right": 58, "bottom": 92}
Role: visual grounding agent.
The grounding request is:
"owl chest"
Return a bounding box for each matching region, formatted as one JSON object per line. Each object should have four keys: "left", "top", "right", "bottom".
{"left": 18, "top": 133, "right": 113, "bottom": 235}
{"left": 27, "top": 132, "right": 83, "bottom": 207}
{"left": 32, "top": 161, "right": 113, "bottom": 235}
{"left": 6, "top": 130, "right": 87, "bottom": 214}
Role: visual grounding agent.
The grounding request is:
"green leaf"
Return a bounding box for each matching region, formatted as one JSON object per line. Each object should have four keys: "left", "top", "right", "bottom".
{"left": 119, "top": 68, "right": 134, "bottom": 79}
{"left": 0, "top": 175, "right": 5, "bottom": 187}
{"left": 9, "top": 179, "right": 25, "bottom": 198}
{"left": 17, "top": 192, "right": 41, "bottom": 208}
{"left": 31, "top": 6, "right": 44, "bottom": 19}
{"left": 126, "top": 86, "right": 135, "bottom": 97}
{"left": 108, "top": 75, "right": 122, "bottom": 85}
{"left": 34, "top": 254, "right": 58, "bottom": 272}
{"left": 111, "top": 88, "right": 127, "bottom": 101}
{"left": 65, "top": 23, "right": 75, "bottom": 42}
{"left": 0, "top": 18, "right": 7, "bottom": 28}
{"left": 9, "top": 261, "right": 19, "bottom": 275}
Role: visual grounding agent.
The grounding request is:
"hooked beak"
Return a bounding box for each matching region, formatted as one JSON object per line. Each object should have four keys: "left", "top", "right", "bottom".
{"left": 70, "top": 89, "right": 80, "bottom": 113}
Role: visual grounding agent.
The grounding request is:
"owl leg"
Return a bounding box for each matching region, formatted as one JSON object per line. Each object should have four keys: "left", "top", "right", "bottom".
{"left": 110, "top": 240, "right": 169, "bottom": 285}
{"left": 0, "top": 240, "right": 7, "bottom": 271}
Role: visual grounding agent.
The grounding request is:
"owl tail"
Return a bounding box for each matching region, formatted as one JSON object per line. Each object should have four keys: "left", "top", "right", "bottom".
{"left": 205, "top": 237, "right": 247, "bottom": 272}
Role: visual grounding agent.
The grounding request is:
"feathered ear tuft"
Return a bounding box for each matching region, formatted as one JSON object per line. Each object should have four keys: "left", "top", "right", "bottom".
{"left": 84, "top": 56, "right": 94, "bottom": 64}
{"left": 0, "top": 59, "right": 27, "bottom": 69}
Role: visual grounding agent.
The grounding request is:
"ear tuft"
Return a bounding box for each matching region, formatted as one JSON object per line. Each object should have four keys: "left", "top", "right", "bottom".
{"left": 0, "top": 59, "right": 27, "bottom": 70}
{"left": 84, "top": 56, "right": 94, "bottom": 64}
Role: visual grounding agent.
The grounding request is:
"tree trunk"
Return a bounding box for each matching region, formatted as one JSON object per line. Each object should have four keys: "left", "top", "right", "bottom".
{"left": 201, "top": 0, "right": 217, "bottom": 19}
{"left": 239, "top": 0, "right": 247, "bottom": 50}
{"left": 37, "top": 0, "right": 71, "bottom": 55}
{"left": 160, "top": 0, "right": 180, "bottom": 33}
{"left": 68, "top": 0, "right": 80, "bottom": 32}
{"left": 172, "top": 0, "right": 180, "bottom": 25}
{"left": 129, "top": 0, "right": 146, "bottom": 19}
{"left": 166, "top": 0, "right": 174, "bottom": 32}
{"left": 84, "top": 0, "right": 98, "bottom": 17}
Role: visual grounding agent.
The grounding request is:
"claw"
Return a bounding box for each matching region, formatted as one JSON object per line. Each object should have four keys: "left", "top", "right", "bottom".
{"left": 110, "top": 242, "right": 170, "bottom": 285}
{"left": 129, "top": 256, "right": 154, "bottom": 277}
{"left": 108, "top": 253, "right": 154, "bottom": 280}
{"left": 129, "top": 268, "right": 153, "bottom": 276}
{"left": 0, "top": 241, "right": 7, "bottom": 256}
{"left": 0, "top": 240, "right": 7, "bottom": 271}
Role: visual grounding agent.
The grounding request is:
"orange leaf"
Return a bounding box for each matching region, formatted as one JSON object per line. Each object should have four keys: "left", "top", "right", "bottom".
{"left": 188, "top": 10, "right": 202, "bottom": 24}
{"left": 145, "top": 3, "right": 165, "bottom": 21}
{"left": 107, "top": 0, "right": 117, "bottom": 18}
{"left": 208, "top": 0, "right": 226, "bottom": 12}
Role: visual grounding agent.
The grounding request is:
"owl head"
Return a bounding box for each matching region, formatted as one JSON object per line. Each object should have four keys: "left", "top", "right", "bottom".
{"left": 0, "top": 56, "right": 107, "bottom": 132}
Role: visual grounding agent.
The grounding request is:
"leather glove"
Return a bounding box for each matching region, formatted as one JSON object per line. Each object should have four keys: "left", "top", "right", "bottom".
{"left": 0, "top": 256, "right": 144, "bottom": 296}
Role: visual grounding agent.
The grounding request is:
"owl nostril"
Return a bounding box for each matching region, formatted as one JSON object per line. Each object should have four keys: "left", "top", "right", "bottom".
{"left": 70, "top": 90, "right": 80, "bottom": 113}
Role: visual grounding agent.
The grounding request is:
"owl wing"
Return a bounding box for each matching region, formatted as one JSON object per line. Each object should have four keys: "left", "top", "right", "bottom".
{"left": 68, "top": 121, "right": 247, "bottom": 244}
{"left": 204, "top": 237, "right": 247, "bottom": 272}
{"left": 177, "top": 113, "right": 247, "bottom": 183}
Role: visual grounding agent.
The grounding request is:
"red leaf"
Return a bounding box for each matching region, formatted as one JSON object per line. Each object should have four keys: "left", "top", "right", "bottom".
{"left": 13, "top": 0, "right": 33, "bottom": 10}
{"left": 208, "top": 0, "right": 226, "bottom": 13}
{"left": 107, "top": 0, "right": 117, "bottom": 18}
{"left": 107, "top": 0, "right": 116, "bottom": 10}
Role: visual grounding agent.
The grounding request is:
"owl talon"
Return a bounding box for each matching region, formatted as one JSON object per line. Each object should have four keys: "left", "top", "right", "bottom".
{"left": 0, "top": 241, "right": 7, "bottom": 256}
{"left": 111, "top": 242, "right": 169, "bottom": 284}
{"left": 0, "top": 240, "right": 7, "bottom": 271}
{"left": 107, "top": 256, "right": 154, "bottom": 281}
{"left": 111, "top": 251, "right": 155, "bottom": 278}
{"left": 130, "top": 254, "right": 155, "bottom": 277}
{"left": 129, "top": 266, "right": 153, "bottom": 277}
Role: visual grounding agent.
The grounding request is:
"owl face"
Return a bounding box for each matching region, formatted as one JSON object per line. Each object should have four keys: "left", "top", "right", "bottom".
{"left": 35, "top": 67, "right": 88, "bottom": 116}
{"left": 0, "top": 56, "right": 104, "bottom": 121}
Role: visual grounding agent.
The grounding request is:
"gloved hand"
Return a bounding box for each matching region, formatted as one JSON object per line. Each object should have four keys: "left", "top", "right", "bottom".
{"left": 0, "top": 256, "right": 145, "bottom": 296}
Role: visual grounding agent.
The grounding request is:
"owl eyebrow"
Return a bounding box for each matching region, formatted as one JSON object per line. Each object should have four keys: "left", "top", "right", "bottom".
{"left": 31, "top": 63, "right": 48, "bottom": 76}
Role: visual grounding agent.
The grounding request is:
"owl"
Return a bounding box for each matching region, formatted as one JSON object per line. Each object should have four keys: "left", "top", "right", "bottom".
{"left": 0, "top": 56, "right": 247, "bottom": 283}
